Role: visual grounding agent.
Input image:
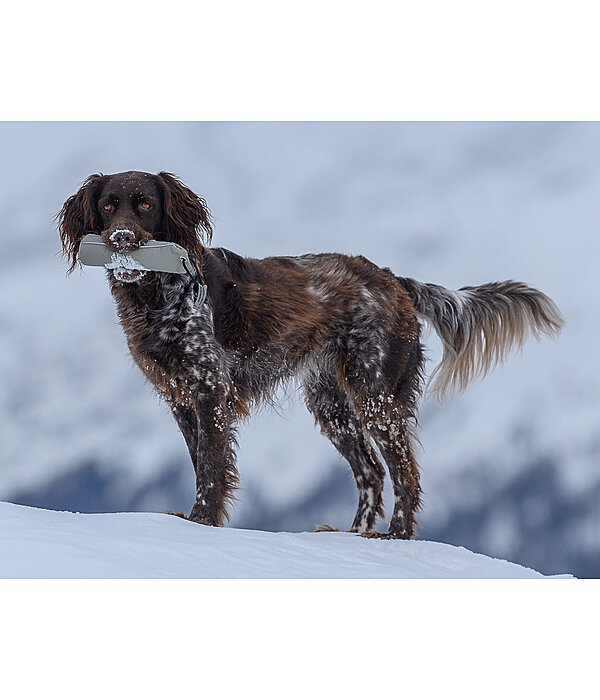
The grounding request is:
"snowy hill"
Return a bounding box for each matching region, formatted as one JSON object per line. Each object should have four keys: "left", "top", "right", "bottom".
{"left": 0, "top": 502, "right": 568, "bottom": 578}
{"left": 0, "top": 122, "right": 598, "bottom": 577}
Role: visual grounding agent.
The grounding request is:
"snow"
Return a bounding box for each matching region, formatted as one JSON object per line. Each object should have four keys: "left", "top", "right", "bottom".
{"left": 105, "top": 250, "right": 149, "bottom": 282}
{"left": 0, "top": 501, "right": 569, "bottom": 578}
{"left": 109, "top": 229, "right": 133, "bottom": 243}
{"left": 104, "top": 250, "right": 149, "bottom": 271}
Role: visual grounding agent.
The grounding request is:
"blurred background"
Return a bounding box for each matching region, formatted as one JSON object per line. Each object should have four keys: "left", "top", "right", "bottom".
{"left": 0, "top": 122, "right": 597, "bottom": 577}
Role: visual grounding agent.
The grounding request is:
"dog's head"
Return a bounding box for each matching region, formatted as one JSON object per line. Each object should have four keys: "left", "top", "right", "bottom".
{"left": 58, "top": 171, "right": 212, "bottom": 281}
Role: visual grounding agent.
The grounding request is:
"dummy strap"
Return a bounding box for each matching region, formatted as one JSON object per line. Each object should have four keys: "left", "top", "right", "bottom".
{"left": 181, "top": 256, "right": 208, "bottom": 308}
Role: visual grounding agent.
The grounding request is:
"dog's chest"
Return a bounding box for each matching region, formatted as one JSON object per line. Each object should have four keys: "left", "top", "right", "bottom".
{"left": 114, "top": 282, "right": 223, "bottom": 406}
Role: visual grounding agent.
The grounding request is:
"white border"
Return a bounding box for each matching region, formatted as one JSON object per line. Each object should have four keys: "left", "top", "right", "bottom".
{"left": 1, "top": 580, "right": 596, "bottom": 698}
{"left": 3, "top": 1, "right": 600, "bottom": 120}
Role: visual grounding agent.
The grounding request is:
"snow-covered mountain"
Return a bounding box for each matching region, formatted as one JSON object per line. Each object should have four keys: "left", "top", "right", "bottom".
{"left": 0, "top": 502, "right": 569, "bottom": 578}
{"left": 0, "top": 122, "right": 598, "bottom": 577}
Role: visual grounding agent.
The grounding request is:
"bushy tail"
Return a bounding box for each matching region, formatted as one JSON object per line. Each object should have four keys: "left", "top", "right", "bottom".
{"left": 399, "top": 278, "right": 564, "bottom": 400}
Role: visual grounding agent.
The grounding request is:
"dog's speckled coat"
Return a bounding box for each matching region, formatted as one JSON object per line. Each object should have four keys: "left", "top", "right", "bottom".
{"left": 59, "top": 171, "right": 564, "bottom": 538}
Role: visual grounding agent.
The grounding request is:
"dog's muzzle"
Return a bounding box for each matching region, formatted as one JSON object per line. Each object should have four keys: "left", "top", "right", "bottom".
{"left": 104, "top": 250, "right": 148, "bottom": 283}
{"left": 102, "top": 227, "right": 151, "bottom": 283}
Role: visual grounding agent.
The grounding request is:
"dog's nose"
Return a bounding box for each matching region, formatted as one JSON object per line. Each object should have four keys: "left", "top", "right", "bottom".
{"left": 109, "top": 228, "right": 137, "bottom": 250}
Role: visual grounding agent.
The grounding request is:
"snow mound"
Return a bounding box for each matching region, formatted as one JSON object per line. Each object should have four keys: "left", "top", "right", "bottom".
{"left": 0, "top": 502, "right": 569, "bottom": 578}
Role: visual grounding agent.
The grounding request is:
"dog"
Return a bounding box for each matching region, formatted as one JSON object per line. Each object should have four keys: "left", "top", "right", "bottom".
{"left": 58, "top": 170, "right": 564, "bottom": 538}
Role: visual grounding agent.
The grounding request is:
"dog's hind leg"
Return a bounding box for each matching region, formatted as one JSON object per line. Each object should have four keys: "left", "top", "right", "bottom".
{"left": 356, "top": 393, "right": 422, "bottom": 539}
{"left": 303, "top": 372, "right": 385, "bottom": 534}
{"left": 346, "top": 326, "right": 425, "bottom": 539}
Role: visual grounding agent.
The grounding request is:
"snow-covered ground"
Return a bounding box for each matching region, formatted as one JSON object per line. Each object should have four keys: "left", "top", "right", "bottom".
{"left": 0, "top": 501, "right": 569, "bottom": 578}
{"left": 0, "top": 122, "right": 598, "bottom": 577}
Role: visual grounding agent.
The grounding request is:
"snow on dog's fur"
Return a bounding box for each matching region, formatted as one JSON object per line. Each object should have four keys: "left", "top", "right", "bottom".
{"left": 58, "top": 171, "right": 564, "bottom": 538}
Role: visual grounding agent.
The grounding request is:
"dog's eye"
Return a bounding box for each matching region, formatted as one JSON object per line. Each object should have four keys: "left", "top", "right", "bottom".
{"left": 139, "top": 202, "right": 151, "bottom": 210}
{"left": 103, "top": 203, "right": 113, "bottom": 212}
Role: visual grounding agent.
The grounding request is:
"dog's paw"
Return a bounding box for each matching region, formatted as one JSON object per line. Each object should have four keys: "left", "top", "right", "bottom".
{"left": 167, "top": 511, "right": 216, "bottom": 527}
{"left": 359, "top": 531, "right": 385, "bottom": 539}
{"left": 314, "top": 523, "right": 341, "bottom": 533}
{"left": 167, "top": 511, "right": 189, "bottom": 520}
{"left": 359, "top": 530, "right": 411, "bottom": 540}
{"left": 359, "top": 531, "right": 395, "bottom": 539}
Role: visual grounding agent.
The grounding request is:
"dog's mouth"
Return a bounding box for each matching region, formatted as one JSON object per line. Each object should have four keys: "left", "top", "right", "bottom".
{"left": 111, "top": 267, "right": 147, "bottom": 283}
{"left": 105, "top": 252, "right": 148, "bottom": 284}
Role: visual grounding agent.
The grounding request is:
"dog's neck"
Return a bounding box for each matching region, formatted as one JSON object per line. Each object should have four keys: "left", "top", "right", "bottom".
{"left": 107, "top": 267, "right": 190, "bottom": 308}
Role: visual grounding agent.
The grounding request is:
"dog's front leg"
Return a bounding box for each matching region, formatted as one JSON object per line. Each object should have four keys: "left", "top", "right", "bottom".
{"left": 187, "top": 392, "right": 239, "bottom": 527}
{"left": 171, "top": 404, "right": 199, "bottom": 466}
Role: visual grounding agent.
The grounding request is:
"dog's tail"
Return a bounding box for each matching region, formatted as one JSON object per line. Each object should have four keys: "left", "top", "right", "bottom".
{"left": 398, "top": 277, "right": 564, "bottom": 400}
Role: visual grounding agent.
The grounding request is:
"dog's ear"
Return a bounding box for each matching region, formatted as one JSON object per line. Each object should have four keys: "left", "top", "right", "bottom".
{"left": 157, "top": 171, "right": 213, "bottom": 261}
{"left": 57, "top": 174, "right": 105, "bottom": 273}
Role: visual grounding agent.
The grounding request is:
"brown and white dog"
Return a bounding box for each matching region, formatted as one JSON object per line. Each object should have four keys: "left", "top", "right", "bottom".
{"left": 58, "top": 170, "right": 564, "bottom": 538}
